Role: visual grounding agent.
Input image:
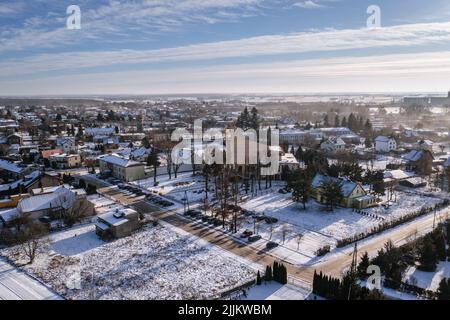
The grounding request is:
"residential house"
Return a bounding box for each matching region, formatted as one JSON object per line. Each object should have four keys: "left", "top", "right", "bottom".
{"left": 0, "top": 186, "right": 94, "bottom": 227}
{"left": 402, "top": 149, "right": 434, "bottom": 175}
{"left": 56, "top": 137, "right": 77, "bottom": 154}
{"left": 375, "top": 136, "right": 397, "bottom": 153}
{"left": 48, "top": 153, "right": 81, "bottom": 169}
{"left": 95, "top": 208, "right": 140, "bottom": 239}
{"left": 0, "top": 159, "right": 34, "bottom": 181}
{"left": 320, "top": 137, "right": 346, "bottom": 152}
{"left": 99, "top": 154, "right": 146, "bottom": 182}
{"left": 311, "top": 174, "right": 377, "bottom": 209}
{"left": 415, "top": 140, "right": 434, "bottom": 151}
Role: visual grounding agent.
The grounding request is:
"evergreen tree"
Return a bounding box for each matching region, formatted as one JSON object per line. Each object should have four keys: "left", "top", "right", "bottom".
{"left": 295, "top": 145, "right": 303, "bottom": 161}
{"left": 250, "top": 107, "right": 260, "bottom": 130}
{"left": 256, "top": 271, "right": 262, "bottom": 285}
{"left": 341, "top": 116, "right": 347, "bottom": 128}
{"left": 323, "top": 114, "right": 329, "bottom": 127}
{"left": 265, "top": 265, "right": 273, "bottom": 281}
{"left": 437, "top": 278, "right": 450, "bottom": 300}
{"left": 147, "top": 149, "right": 161, "bottom": 185}
{"left": 435, "top": 230, "right": 447, "bottom": 261}
{"left": 418, "top": 235, "right": 438, "bottom": 272}
{"left": 292, "top": 173, "right": 311, "bottom": 210}
{"left": 320, "top": 178, "right": 343, "bottom": 211}
{"left": 334, "top": 114, "right": 340, "bottom": 127}
{"left": 357, "top": 252, "right": 370, "bottom": 279}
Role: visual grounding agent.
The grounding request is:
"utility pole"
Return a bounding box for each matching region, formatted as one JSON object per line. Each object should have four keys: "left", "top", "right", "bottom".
{"left": 348, "top": 242, "right": 358, "bottom": 301}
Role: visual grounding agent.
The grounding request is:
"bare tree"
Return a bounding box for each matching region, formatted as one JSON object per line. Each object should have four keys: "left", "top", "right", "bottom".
{"left": 16, "top": 220, "right": 49, "bottom": 264}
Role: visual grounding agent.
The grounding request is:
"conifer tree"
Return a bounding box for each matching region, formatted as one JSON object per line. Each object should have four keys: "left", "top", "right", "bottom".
{"left": 256, "top": 271, "right": 262, "bottom": 285}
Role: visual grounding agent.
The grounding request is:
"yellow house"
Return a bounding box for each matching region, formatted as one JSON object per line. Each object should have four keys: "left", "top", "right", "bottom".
{"left": 0, "top": 194, "right": 29, "bottom": 209}
{"left": 311, "top": 174, "right": 377, "bottom": 209}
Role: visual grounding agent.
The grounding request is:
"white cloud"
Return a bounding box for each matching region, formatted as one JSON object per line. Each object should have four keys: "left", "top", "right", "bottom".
{"left": 2, "top": 21, "right": 450, "bottom": 77}
{"left": 293, "top": 1, "right": 324, "bottom": 9}
{"left": 0, "top": 0, "right": 266, "bottom": 52}
{"left": 1, "top": 51, "right": 450, "bottom": 95}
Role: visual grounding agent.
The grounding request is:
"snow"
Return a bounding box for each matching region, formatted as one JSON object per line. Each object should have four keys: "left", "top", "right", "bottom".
{"left": 134, "top": 172, "right": 207, "bottom": 204}
{"left": 0, "top": 223, "right": 256, "bottom": 300}
{"left": 0, "top": 258, "right": 62, "bottom": 300}
{"left": 234, "top": 282, "right": 310, "bottom": 300}
{"left": 238, "top": 191, "right": 442, "bottom": 265}
{"left": 403, "top": 262, "right": 450, "bottom": 292}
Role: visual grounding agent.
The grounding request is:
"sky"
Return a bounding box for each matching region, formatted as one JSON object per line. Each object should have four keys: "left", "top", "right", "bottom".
{"left": 1, "top": 0, "right": 450, "bottom": 96}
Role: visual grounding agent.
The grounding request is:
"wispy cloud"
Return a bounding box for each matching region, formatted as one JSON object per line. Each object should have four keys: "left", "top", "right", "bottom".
{"left": 0, "top": 2, "right": 24, "bottom": 15}
{"left": 2, "top": 51, "right": 449, "bottom": 95}
{"left": 0, "top": 0, "right": 267, "bottom": 53}
{"left": 2, "top": 21, "right": 450, "bottom": 77}
{"left": 293, "top": 1, "right": 324, "bottom": 9}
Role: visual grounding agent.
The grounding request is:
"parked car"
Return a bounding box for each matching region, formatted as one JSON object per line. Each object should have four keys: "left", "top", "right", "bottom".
{"left": 240, "top": 230, "right": 253, "bottom": 238}
{"left": 266, "top": 241, "right": 279, "bottom": 249}
{"left": 242, "top": 210, "right": 255, "bottom": 217}
{"left": 265, "top": 217, "right": 278, "bottom": 224}
{"left": 248, "top": 235, "right": 262, "bottom": 242}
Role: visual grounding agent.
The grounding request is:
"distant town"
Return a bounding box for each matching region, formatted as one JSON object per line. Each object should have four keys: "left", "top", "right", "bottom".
{"left": 0, "top": 92, "right": 450, "bottom": 301}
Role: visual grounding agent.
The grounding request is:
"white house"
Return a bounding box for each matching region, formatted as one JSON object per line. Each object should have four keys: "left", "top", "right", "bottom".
{"left": 99, "top": 154, "right": 145, "bottom": 182}
{"left": 56, "top": 137, "right": 77, "bottom": 154}
{"left": 375, "top": 136, "right": 397, "bottom": 153}
{"left": 320, "top": 137, "right": 346, "bottom": 152}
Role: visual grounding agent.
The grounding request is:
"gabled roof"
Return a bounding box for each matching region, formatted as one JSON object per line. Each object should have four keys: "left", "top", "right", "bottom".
{"left": 17, "top": 186, "right": 76, "bottom": 213}
{"left": 99, "top": 154, "right": 144, "bottom": 168}
{"left": 311, "top": 174, "right": 359, "bottom": 197}
{"left": 375, "top": 136, "right": 395, "bottom": 143}
{"left": 402, "top": 149, "right": 433, "bottom": 162}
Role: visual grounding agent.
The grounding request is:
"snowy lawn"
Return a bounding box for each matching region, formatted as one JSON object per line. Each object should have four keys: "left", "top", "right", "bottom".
{"left": 134, "top": 172, "right": 207, "bottom": 203}
{"left": 0, "top": 223, "right": 255, "bottom": 300}
{"left": 403, "top": 262, "right": 450, "bottom": 292}
{"left": 236, "top": 191, "right": 442, "bottom": 265}
{"left": 231, "top": 281, "right": 310, "bottom": 300}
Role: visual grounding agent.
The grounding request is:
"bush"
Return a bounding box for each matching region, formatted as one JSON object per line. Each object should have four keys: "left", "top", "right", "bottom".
{"left": 316, "top": 245, "right": 331, "bottom": 256}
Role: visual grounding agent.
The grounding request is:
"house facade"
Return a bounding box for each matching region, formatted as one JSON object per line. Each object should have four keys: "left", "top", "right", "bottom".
{"left": 311, "top": 174, "right": 377, "bottom": 209}
{"left": 99, "top": 154, "right": 145, "bottom": 182}
{"left": 375, "top": 136, "right": 397, "bottom": 153}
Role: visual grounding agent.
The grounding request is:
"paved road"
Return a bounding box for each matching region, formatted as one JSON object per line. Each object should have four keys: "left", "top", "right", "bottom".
{"left": 0, "top": 258, "right": 62, "bottom": 300}
{"left": 134, "top": 200, "right": 450, "bottom": 284}
{"left": 87, "top": 174, "right": 450, "bottom": 285}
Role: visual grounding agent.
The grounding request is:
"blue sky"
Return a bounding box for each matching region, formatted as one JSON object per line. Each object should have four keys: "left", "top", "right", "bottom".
{"left": 1, "top": 0, "right": 450, "bottom": 95}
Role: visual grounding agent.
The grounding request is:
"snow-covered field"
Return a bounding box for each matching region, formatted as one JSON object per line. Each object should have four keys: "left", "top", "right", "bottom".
{"left": 0, "top": 223, "right": 255, "bottom": 300}
{"left": 231, "top": 281, "right": 310, "bottom": 300}
{"left": 134, "top": 172, "right": 207, "bottom": 203}
{"left": 403, "top": 262, "right": 450, "bottom": 292}
{"left": 237, "top": 191, "right": 442, "bottom": 265}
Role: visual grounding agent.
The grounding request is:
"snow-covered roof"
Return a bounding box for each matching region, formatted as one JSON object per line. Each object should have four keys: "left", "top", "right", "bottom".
{"left": 0, "top": 159, "right": 26, "bottom": 174}
{"left": 403, "top": 150, "right": 425, "bottom": 162}
{"left": 0, "top": 207, "right": 19, "bottom": 223}
{"left": 17, "top": 186, "right": 76, "bottom": 213}
{"left": 85, "top": 127, "right": 115, "bottom": 136}
{"left": 311, "top": 174, "right": 359, "bottom": 197}
{"left": 383, "top": 170, "right": 414, "bottom": 180}
{"left": 98, "top": 208, "right": 137, "bottom": 227}
{"left": 375, "top": 136, "right": 394, "bottom": 142}
{"left": 99, "top": 154, "right": 144, "bottom": 168}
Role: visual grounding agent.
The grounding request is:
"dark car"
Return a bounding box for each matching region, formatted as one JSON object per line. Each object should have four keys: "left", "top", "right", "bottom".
{"left": 185, "top": 209, "right": 203, "bottom": 217}
{"left": 240, "top": 230, "right": 253, "bottom": 238}
{"left": 266, "top": 241, "right": 279, "bottom": 249}
{"left": 242, "top": 210, "right": 255, "bottom": 217}
{"left": 264, "top": 217, "right": 278, "bottom": 224}
{"left": 248, "top": 235, "right": 262, "bottom": 243}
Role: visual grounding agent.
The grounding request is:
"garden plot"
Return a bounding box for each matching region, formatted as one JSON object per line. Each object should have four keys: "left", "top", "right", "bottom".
{"left": 403, "top": 262, "right": 450, "bottom": 292}
{"left": 237, "top": 191, "right": 442, "bottom": 265}
{"left": 134, "top": 172, "right": 207, "bottom": 203}
{"left": 0, "top": 223, "right": 255, "bottom": 300}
